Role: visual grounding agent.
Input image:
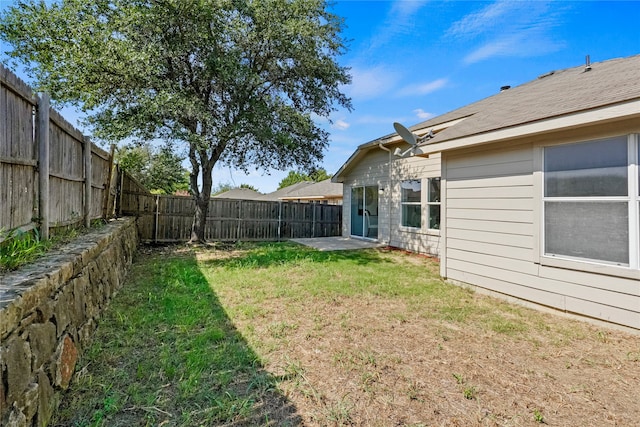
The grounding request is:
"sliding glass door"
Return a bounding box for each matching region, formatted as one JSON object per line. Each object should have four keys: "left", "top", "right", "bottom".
{"left": 350, "top": 186, "right": 379, "bottom": 239}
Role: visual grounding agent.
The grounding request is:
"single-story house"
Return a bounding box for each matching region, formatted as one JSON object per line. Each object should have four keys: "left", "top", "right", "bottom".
{"left": 333, "top": 54, "right": 640, "bottom": 331}
{"left": 274, "top": 178, "right": 343, "bottom": 205}
{"left": 259, "top": 179, "right": 343, "bottom": 204}
{"left": 213, "top": 188, "right": 263, "bottom": 200}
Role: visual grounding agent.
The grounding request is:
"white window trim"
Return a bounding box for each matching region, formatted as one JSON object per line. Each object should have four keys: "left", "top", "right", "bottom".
{"left": 426, "top": 177, "right": 441, "bottom": 232}
{"left": 539, "top": 133, "right": 640, "bottom": 278}
{"left": 400, "top": 179, "right": 422, "bottom": 229}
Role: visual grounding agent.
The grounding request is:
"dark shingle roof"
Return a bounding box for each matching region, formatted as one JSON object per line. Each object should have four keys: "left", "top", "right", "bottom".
{"left": 334, "top": 54, "right": 640, "bottom": 182}
{"left": 414, "top": 54, "right": 640, "bottom": 143}
{"left": 278, "top": 179, "right": 342, "bottom": 200}
{"left": 258, "top": 181, "right": 315, "bottom": 201}
{"left": 213, "top": 188, "right": 263, "bottom": 200}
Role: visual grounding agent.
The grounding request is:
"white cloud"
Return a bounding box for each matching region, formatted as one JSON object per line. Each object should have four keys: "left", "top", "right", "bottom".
{"left": 463, "top": 39, "right": 515, "bottom": 64}
{"left": 413, "top": 109, "right": 434, "bottom": 120}
{"left": 344, "top": 66, "right": 400, "bottom": 100}
{"left": 389, "top": 0, "right": 428, "bottom": 20}
{"left": 397, "top": 78, "right": 448, "bottom": 97}
{"left": 332, "top": 119, "right": 350, "bottom": 131}
{"left": 355, "top": 114, "right": 406, "bottom": 125}
{"left": 364, "top": 0, "right": 430, "bottom": 53}
{"left": 446, "top": 1, "right": 565, "bottom": 64}
{"left": 447, "top": 0, "right": 516, "bottom": 39}
{"left": 463, "top": 32, "right": 564, "bottom": 65}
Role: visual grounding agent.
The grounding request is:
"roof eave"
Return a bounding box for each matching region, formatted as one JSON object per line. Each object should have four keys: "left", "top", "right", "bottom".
{"left": 333, "top": 116, "right": 474, "bottom": 181}
{"left": 279, "top": 195, "right": 342, "bottom": 200}
{"left": 415, "top": 99, "right": 640, "bottom": 156}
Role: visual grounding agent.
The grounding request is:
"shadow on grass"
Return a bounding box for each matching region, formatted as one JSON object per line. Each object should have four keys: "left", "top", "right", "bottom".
{"left": 51, "top": 249, "right": 302, "bottom": 427}
{"left": 199, "top": 241, "right": 393, "bottom": 270}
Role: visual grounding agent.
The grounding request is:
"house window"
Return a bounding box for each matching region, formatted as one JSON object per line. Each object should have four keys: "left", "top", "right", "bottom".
{"left": 401, "top": 180, "right": 421, "bottom": 228}
{"left": 427, "top": 177, "right": 441, "bottom": 230}
{"left": 543, "top": 135, "right": 634, "bottom": 266}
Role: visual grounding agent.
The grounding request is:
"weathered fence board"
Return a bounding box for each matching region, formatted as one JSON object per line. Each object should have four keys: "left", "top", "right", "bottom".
{"left": 2, "top": 63, "right": 341, "bottom": 242}
{"left": 0, "top": 66, "right": 38, "bottom": 234}
{"left": 0, "top": 64, "right": 113, "bottom": 238}
{"left": 119, "top": 173, "right": 342, "bottom": 242}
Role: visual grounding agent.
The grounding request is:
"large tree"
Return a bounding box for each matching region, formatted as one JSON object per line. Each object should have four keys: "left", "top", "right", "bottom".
{"left": 1, "top": 0, "right": 351, "bottom": 242}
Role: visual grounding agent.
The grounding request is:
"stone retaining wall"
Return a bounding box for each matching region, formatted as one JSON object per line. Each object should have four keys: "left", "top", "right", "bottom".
{"left": 0, "top": 218, "right": 138, "bottom": 427}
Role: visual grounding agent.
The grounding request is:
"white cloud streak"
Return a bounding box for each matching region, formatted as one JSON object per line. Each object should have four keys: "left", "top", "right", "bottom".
{"left": 365, "top": 0, "right": 430, "bottom": 53}
{"left": 344, "top": 66, "right": 401, "bottom": 100}
{"left": 397, "top": 78, "right": 448, "bottom": 97}
{"left": 446, "top": 0, "right": 516, "bottom": 39}
{"left": 332, "top": 119, "right": 350, "bottom": 131}
{"left": 413, "top": 109, "right": 434, "bottom": 120}
{"left": 446, "top": 1, "right": 565, "bottom": 64}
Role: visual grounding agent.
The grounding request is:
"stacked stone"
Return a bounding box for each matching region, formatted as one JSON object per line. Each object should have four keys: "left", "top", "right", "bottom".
{"left": 0, "top": 218, "right": 138, "bottom": 426}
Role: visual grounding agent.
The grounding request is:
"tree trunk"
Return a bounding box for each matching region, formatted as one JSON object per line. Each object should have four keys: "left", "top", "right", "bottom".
{"left": 191, "top": 195, "right": 209, "bottom": 243}
{"left": 189, "top": 159, "right": 214, "bottom": 243}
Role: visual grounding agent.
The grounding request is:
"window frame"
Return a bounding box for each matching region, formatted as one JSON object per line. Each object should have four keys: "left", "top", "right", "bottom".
{"left": 400, "top": 179, "right": 422, "bottom": 229}
{"left": 540, "top": 133, "right": 640, "bottom": 273}
{"left": 426, "top": 177, "right": 441, "bottom": 231}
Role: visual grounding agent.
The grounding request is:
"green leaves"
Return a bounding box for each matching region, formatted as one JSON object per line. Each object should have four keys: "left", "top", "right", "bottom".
{"left": 2, "top": 0, "right": 351, "bottom": 240}
{"left": 277, "top": 168, "right": 332, "bottom": 189}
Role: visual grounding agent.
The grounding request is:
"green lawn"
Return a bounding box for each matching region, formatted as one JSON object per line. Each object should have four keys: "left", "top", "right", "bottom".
{"left": 51, "top": 242, "right": 640, "bottom": 427}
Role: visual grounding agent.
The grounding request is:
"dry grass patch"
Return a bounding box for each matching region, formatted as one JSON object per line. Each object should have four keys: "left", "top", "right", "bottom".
{"left": 53, "top": 242, "right": 640, "bottom": 426}
{"left": 200, "top": 243, "right": 640, "bottom": 426}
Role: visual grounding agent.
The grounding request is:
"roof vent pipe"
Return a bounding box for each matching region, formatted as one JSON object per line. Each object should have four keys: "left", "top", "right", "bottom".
{"left": 500, "top": 85, "right": 511, "bottom": 92}
{"left": 585, "top": 55, "right": 592, "bottom": 71}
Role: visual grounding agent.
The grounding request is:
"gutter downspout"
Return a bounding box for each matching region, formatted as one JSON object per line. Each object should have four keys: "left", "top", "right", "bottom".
{"left": 378, "top": 143, "right": 392, "bottom": 246}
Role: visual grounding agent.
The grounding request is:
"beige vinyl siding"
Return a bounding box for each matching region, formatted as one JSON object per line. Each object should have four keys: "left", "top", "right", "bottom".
{"left": 443, "top": 141, "right": 640, "bottom": 330}
{"left": 340, "top": 148, "right": 442, "bottom": 256}
{"left": 341, "top": 148, "right": 390, "bottom": 240}
{"left": 389, "top": 153, "right": 441, "bottom": 256}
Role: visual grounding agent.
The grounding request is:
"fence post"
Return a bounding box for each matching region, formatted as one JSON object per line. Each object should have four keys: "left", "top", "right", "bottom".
{"left": 237, "top": 200, "right": 242, "bottom": 240}
{"left": 117, "top": 167, "right": 124, "bottom": 217}
{"left": 83, "top": 136, "right": 92, "bottom": 228}
{"left": 277, "top": 201, "right": 282, "bottom": 241}
{"left": 154, "top": 195, "right": 159, "bottom": 243}
{"left": 102, "top": 143, "right": 115, "bottom": 219}
{"left": 37, "top": 93, "right": 50, "bottom": 240}
{"left": 312, "top": 203, "right": 316, "bottom": 238}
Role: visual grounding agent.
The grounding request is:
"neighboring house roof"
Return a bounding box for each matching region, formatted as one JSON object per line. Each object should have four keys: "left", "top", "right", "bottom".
{"left": 278, "top": 179, "right": 343, "bottom": 201}
{"left": 213, "top": 188, "right": 263, "bottom": 200}
{"left": 334, "top": 54, "right": 640, "bottom": 181}
{"left": 258, "top": 181, "right": 315, "bottom": 201}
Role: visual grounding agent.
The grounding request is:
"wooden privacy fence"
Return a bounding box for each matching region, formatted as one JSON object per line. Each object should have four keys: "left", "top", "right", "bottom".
{"left": 0, "top": 65, "right": 116, "bottom": 240}
{"left": 119, "top": 173, "right": 342, "bottom": 242}
{"left": 1, "top": 63, "right": 341, "bottom": 243}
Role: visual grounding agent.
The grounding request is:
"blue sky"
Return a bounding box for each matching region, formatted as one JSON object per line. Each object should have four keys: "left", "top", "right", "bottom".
{"left": 2, "top": 0, "right": 639, "bottom": 192}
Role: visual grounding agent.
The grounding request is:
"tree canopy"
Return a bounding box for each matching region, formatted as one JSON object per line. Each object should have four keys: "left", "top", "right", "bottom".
{"left": 277, "top": 168, "right": 332, "bottom": 189}
{"left": 1, "top": 0, "right": 351, "bottom": 241}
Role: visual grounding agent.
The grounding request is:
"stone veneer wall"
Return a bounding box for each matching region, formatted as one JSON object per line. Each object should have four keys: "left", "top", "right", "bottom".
{"left": 0, "top": 218, "right": 138, "bottom": 427}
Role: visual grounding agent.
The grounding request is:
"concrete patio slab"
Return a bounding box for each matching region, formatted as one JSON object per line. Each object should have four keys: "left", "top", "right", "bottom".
{"left": 290, "top": 236, "right": 385, "bottom": 251}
